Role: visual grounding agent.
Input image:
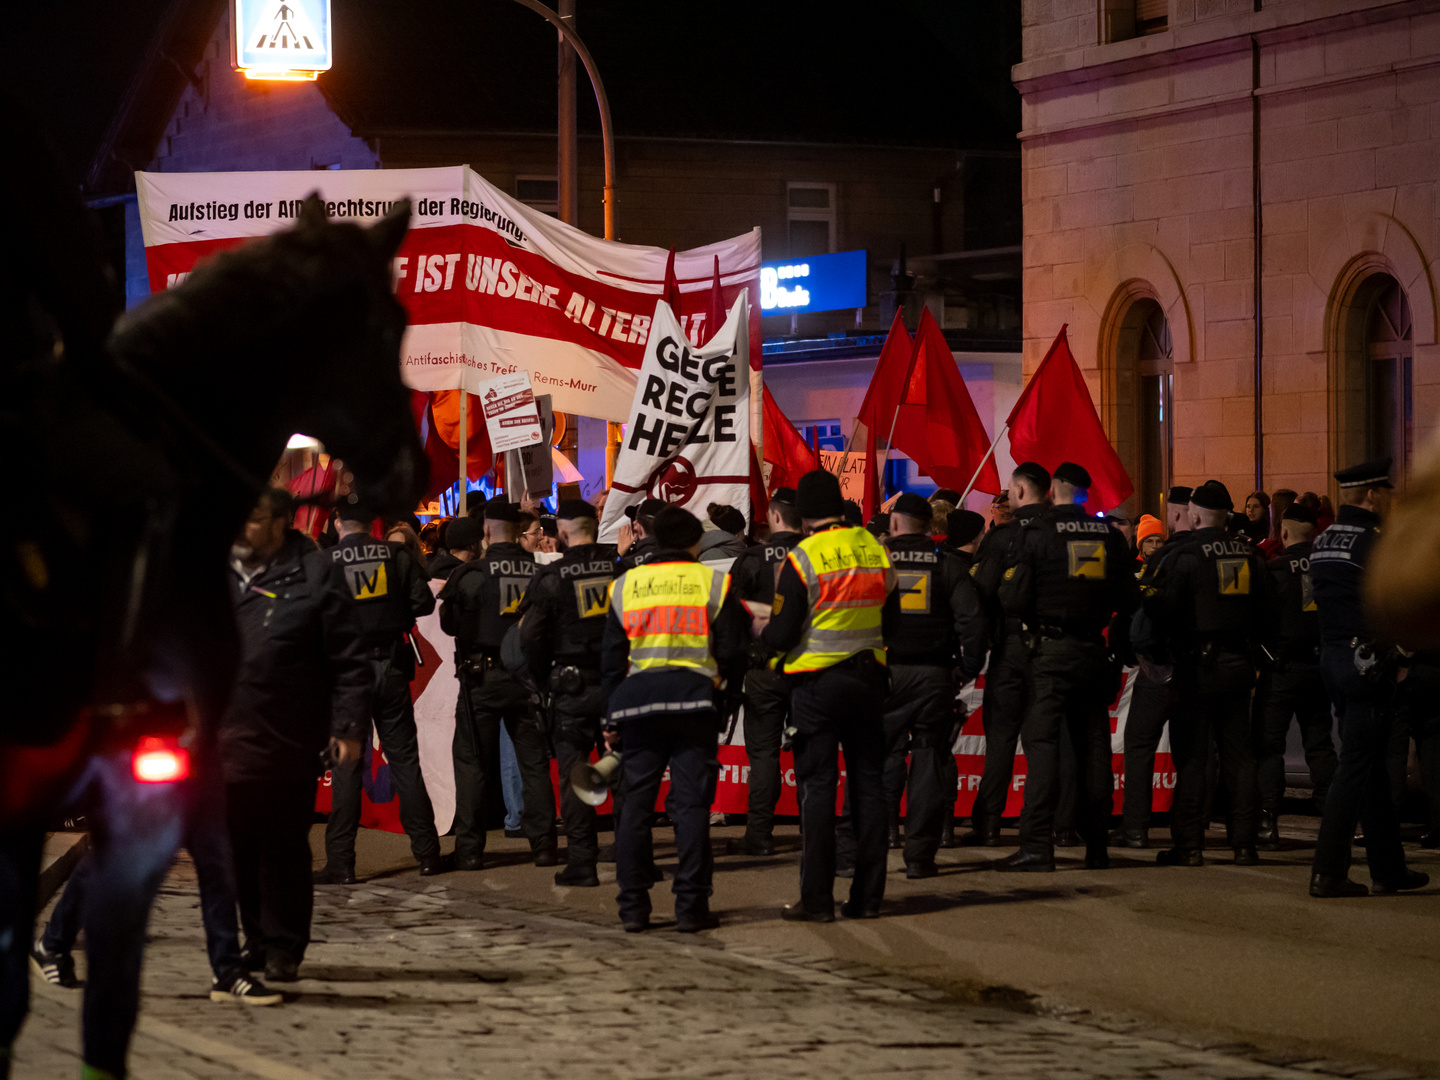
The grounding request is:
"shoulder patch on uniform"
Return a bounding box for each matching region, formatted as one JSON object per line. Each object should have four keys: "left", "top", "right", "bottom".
{"left": 573, "top": 577, "right": 611, "bottom": 619}
{"left": 345, "top": 559, "right": 389, "bottom": 600}
{"left": 1066, "top": 540, "right": 1106, "bottom": 579}
{"left": 1003, "top": 566, "right": 1016, "bottom": 581}
{"left": 772, "top": 594, "right": 785, "bottom": 615}
{"left": 1217, "top": 558, "right": 1251, "bottom": 595}
{"left": 896, "top": 569, "right": 932, "bottom": 615}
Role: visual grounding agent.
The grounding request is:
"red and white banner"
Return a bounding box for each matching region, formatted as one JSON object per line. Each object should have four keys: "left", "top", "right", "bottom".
{"left": 135, "top": 167, "right": 762, "bottom": 422}
{"left": 598, "top": 295, "right": 753, "bottom": 542}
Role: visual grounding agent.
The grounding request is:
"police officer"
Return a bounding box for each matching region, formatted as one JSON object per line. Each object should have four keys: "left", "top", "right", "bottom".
{"left": 995, "top": 463, "right": 1138, "bottom": 872}
{"left": 439, "top": 500, "right": 555, "bottom": 870}
{"left": 965, "top": 462, "right": 1051, "bottom": 846}
{"left": 1253, "top": 502, "right": 1336, "bottom": 849}
{"left": 600, "top": 506, "right": 749, "bottom": 932}
{"left": 318, "top": 496, "right": 443, "bottom": 881}
{"left": 760, "top": 469, "right": 899, "bottom": 921}
{"left": 1309, "top": 458, "right": 1428, "bottom": 897}
{"left": 1112, "top": 485, "right": 1192, "bottom": 848}
{"left": 517, "top": 500, "right": 617, "bottom": 887}
{"left": 1150, "top": 480, "right": 1272, "bottom": 867}
{"left": 884, "top": 494, "right": 987, "bottom": 878}
{"left": 615, "top": 498, "right": 667, "bottom": 574}
{"left": 728, "top": 487, "right": 804, "bottom": 857}
{"left": 939, "top": 508, "right": 987, "bottom": 847}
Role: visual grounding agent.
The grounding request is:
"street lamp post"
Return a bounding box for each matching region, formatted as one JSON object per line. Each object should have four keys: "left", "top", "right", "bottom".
{"left": 509, "top": 0, "right": 616, "bottom": 240}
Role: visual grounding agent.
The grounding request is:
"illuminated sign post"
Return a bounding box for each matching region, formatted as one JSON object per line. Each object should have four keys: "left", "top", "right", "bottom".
{"left": 759, "top": 249, "right": 866, "bottom": 315}
{"left": 231, "top": 0, "right": 333, "bottom": 81}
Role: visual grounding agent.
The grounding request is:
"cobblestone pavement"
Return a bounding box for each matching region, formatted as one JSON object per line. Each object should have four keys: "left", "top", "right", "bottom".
{"left": 14, "top": 856, "right": 1431, "bottom": 1080}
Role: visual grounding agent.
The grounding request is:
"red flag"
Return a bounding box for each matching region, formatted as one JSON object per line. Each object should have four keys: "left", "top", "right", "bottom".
{"left": 854, "top": 310, "right": 914, "bottom": 519}
{"left": 761, "top": 385, "right": 820, "bottom": 494}
{"left": 662, "top": 248, "right": 682, "bottom": 312}
{"left": 1007, "top": 325, "right": 1133, "bottom": 512}
{"left": 703, "top": 255, "right": 725, "bottom": 345}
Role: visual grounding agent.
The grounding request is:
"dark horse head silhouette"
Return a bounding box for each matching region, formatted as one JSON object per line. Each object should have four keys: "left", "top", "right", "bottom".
{"left": 2, "top": 191, "right": 426, "bottom": 824}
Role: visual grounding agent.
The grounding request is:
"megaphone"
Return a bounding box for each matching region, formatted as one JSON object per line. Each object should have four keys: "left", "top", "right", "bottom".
{"left": 571, "top": 752, "right": 622, "bottom": 807}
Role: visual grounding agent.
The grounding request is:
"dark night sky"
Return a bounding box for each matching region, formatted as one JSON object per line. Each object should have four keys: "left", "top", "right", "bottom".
{"left": 10, "top": 1, "right": 1021, "bottom": 188}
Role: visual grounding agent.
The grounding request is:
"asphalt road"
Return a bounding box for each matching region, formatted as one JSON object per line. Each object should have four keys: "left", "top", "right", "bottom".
{"left": 337, "top": 815, "right": 1440, "bottom": 1075}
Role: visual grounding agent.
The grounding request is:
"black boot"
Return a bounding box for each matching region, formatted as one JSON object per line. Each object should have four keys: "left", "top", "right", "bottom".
{"left": 1107, "top": 826, "right": 1147, "bottom": 849}
{"left": 1256, "top": 810, "right": 1280, "bottom": 851}
{"left": 887, "top": 820, "right": 901, "bottom": 850}
{"left": 940, "top": 816, "right": 956, "bottom": 849}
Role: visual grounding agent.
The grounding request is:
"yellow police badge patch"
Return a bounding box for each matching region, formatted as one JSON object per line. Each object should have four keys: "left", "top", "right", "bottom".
{"left": 1217, "top": 558, "right": 1250, "bottom": 595}
{"left": 574, "top": 577, "right": 611, "bottom": 619}
{"left": 349, "top": 561, "right": 389, "bottom": 600}
{"left": 499, "top": 577, "right": 529, "bottom": 615}
{"left": 1067, "top": 540, "right": 1106, "bottom": 579}
{"left": 897, "top": 570, "right": 932, "bottom": 615}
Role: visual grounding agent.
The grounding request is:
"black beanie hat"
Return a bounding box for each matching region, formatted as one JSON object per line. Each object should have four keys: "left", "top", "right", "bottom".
{"left": 1167, "top": 485, "right": 1193, "bottom": 505}
{"left": 1190, "top": 480, "right": 1234, "bottom": 511}
{"left": 892, "top": 492, "right": 932, "bottom": 520}
{"left": 771, "top": 486, "right": 797, "bottom": 506}
{"left": 796, "top": 469, "right": 846, "bottom": 520}
{"left": 446, "top": 517, "right": 483, "bottom": 550}
{"left": 557, "top": 499, "right": 597, "bottom": 520}
{"left": 708, "top": 503, "right": 746, "bottom": 536}
{"left": 947, "top": 509, "right": 986, "bottom": 547}
{"left": 653, "top": 506, "right": 704, "bottom": 550}
{"left": 1282, "top": 503, "right": 1317, "bottom": 526}
{"left": 1012, "top": 461, "right": 1051, "bottom": 493}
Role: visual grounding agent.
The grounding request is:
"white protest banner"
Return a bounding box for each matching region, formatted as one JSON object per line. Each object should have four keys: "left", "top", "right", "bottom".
{"left": 599, "top": 293, "right": 751, "bottom": 542}
{"left": 135, "top": 167, "right": 761, "bottom": 422}
{"left": 819, "top": 449, "right": 867, "bottom": 504}
{"left": 477, "top": 371, "right": 543, "bottom": 454}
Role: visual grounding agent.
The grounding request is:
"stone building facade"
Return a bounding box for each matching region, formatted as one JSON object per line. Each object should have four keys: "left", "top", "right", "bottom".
{"left": 1015, "top": 0, "right": 1439, "bottom": 513}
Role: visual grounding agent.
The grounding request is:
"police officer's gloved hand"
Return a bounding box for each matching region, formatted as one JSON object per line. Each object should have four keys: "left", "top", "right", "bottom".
{"left": 603, "top": 726, "right": 621, "bottom": 752}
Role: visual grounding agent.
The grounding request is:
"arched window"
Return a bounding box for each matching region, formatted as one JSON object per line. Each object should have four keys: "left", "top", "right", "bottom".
{"left": 1112, "top": 297, "right": 1173, "bottom": 517}
{"left": 1335, "top": 270, "right": 1413, "bottom": 489}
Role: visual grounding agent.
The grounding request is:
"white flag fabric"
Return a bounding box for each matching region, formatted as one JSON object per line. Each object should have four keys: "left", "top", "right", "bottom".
{"left": 599, "top": 293, "right": 751, "bottom": 542}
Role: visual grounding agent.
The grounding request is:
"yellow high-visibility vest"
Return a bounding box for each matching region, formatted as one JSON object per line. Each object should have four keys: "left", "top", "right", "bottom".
{"left": 778, "top": 525, "right": 894, "bottom": 674}
{"left": 609, "top": 560, "right": 730, "bottom": 680}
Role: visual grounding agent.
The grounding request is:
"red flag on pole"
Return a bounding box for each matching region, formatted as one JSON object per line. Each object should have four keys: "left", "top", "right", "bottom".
{"left": 1007, "top": 325, "right": 1133, "bottom": 512}
{"left": 853, "top": 309, "right": 914, "bottom": 519}
{"left": 662, "top": 248, "right": 682, "bottom": 313}
{"left": 761, "top": 386, "right": 820, "bottom": 494}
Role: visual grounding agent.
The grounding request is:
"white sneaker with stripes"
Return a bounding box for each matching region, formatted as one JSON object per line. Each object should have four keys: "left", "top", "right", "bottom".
{"left": 210, "top": 971, "right": 283, "bottom": 1006}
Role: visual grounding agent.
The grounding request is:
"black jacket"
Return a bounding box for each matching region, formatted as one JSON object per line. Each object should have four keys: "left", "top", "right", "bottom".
{"left": 426, "top": 549, "right": 465, "bottom": 581}
{"left": 1310, "top": 504, "right": 1382, "bottom": 643}
{"left": 884, "top": 532, "right": 988, "bottom": 675}
{"left": 219, "top": 531, "right": 371, "bottom": 784}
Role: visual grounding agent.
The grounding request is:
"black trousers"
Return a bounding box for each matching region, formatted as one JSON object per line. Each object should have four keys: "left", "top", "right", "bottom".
{"left": 973, "top": 634, "right": 1027, "bottom": 831}
{"left": 452, "top": 667, "right": 556, "bottom": 861}
{"left": 326, "top": 658, "right": 440, "bottom": 866}
{"left": 791, "top": 662, "right": 887, "bottom": 914}
{"left": 552, "top": 669, "right": 602, "bottom": 869}
{"left": 741, "top": 667, "right": 789, "bottom": 842}
{"left": 1168, "top": 651, "right": 1258, "bottom": 852}
{"left": 1313, "top": 645, "right": 1407, "bottom": 881}
{"left": 1015, "top": 637, "right": 1115, "bottom": 857}
{"left": 1121, "top": 669, "right": 1175, "bottom": 833}
{"left": 1253, "top": 660, "right": 1336, "bottom": 810}
{"left": 1386, "top": 662, "right": 1440, "bottom": 826}
{"left": 227, "top": 778, "right": 318, "bottom": 965}
{"left": 615, "top": 714, "right": 719, "bottom": 925}
{"left": 881, "top": 665, "right": 955, "bottom": 865}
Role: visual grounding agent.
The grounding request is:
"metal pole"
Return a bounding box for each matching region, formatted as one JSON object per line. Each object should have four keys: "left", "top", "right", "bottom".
{"left": 556, "top": 0, "right": 578, "bottom": 226}
{"left": 511, "top": 0, "right": 615, "bottom": 239}
{"left": 960, "top": 424, "right": 1008, "bottom": 503}
{"left": 459, "top": 392, "right": 469, "bottom": 517}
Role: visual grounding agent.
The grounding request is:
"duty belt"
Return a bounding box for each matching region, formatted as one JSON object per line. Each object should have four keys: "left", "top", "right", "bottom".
{"left": 1035, "top": 623, "right": 1105, "bottom": 645}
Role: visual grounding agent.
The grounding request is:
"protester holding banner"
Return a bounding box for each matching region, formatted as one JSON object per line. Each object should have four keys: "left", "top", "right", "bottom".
{"left": 517, "top": 500, "right": 619, "bottom": 888}
{"left": 318, "top": 498, "right": 443, "bottom": 884}
{"left": 761, "top": 470, "right": 899, "bottom": 922}
{"left": 439, "top": 501, "right": 551, "bottom": 869}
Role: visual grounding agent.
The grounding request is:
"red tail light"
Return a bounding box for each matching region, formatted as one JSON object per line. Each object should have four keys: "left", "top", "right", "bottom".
{"left": 132, "top": 736, "right": 190, "bottom": 783}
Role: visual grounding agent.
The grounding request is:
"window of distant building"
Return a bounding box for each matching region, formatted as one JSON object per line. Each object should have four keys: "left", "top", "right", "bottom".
{"left": 1109, "top": 294, "right": 1173, "bottom": 518}
{"left": 516, "top": 176, "right": 559, "bottom": 216}
{"left": 787, "top": 182, "right": 836, "bottom": 258}
{"left": 798, "top": 420, "right": 845, "bottom": 453}
{"left": 1135, "top": 0, "right": 1167, "bottom": 35}
{"left": 1364, "top": 278, "right": 1414, "bottom": 479}
{"left": 1100, "top": 0, "right": 1166, "bottom": 44}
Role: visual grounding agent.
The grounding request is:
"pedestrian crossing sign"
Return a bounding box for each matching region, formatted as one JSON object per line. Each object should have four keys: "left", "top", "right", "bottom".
{"left": 1217, "top": 558, "right": 1251, "bottom": 595}
{"left": 575, "top": 578, "right": 611, "bottom": 619}
{"left": 896, "top": 570, "right": 932, "bottom": 615}
{"left": 232, "top": 0, "right": 333, "bottom": 80}
{"left": 1066, "top": 541, "right": 1106, "bottom": 580}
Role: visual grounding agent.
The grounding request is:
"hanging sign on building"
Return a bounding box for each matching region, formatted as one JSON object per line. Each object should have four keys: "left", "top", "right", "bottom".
{"left": 231, "top": 0, "right": 334, "bottom": 80}
{"left": 134, "top": 166, "right": 762, "bottom": 423}
{"left": 759, "top": 249, "right": 866, "bottom": 314}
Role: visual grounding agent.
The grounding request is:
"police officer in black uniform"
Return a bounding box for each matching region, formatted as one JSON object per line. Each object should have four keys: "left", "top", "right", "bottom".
{"left": 1309, "top": 458, "right": 1428, "bottom": 897}
{"left": 965, "top": 462, "right": 1051, "bottom": 846}
{"left": 1254, "top": 502, "right": 1336, "bottom": 849}
{"left": 1111, "top": 485, "right": 1192, "bottom": 848}
{"left": 318, "top": 497, "right": 444, "bottom": 881}
{"left": 939, "top": 508, "right": 987, "bottom": 847}
{"left": 1150, "top": 480, "right": 1272, "bottom": 867}
{"left": 439, "top": 500, "right": 555, "bottom": 869}
{"left": 517, "top": 500, "right": 617, "bottom": 887}
{"left": 728, "top": 487, "right": 804, "bottom": 856}
{"left": 884, "top": 494, "right": 987, "bottom": 877}
{"left": 615, "top": 498, "right": 666, "bottom": 574}
{"left": 995, "top": 463, "right": 1138, "bottom": 872}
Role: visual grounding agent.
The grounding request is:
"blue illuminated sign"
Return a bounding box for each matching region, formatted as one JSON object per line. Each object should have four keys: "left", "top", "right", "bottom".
{"left": 760, "top": 249, "right": 867, "bottom": 314}
{"left": 232, "top": 0, "right": 333, "bottom": 78}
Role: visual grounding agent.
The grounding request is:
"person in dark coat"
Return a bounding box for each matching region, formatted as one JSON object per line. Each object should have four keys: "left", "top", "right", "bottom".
{"left": 219, "top": 488, "right": 370, "bottom": 982}
{"left": 426, "top": 516, "right": 482, "bottom": 581}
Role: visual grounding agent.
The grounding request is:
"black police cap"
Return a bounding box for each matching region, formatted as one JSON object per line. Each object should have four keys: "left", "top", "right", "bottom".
{"left": 892, "top": 492, "right": 932, "bottom": 520}
{"left": 335, "top": 493, "right": 376, "bottom": 524}
{"left": 1052, "top": 461, "right": 1092, "bottom": 489}
{"left": 1282, "top": 503, "right": 1317, "bottom": 526}
{"left": 796, "top": 469, "right": 845, "bottom": 520}
{"left": 866, "top": 512, "right": 890, "bottom": 537}
{"left": 771, "top": 486, "right": 797, "bottom": 506}
{"left": 1334, "top": 457, "right": 1393, "bottom": 489}
{"left": 842, "top": 500, "right": 864, "bottom": 526}
{"left": 557, "top": 499, "right": 597, "bottom": 521}
{"left": 947, "top": 509, "right": 986, "bottom": 547}
{"left": 484, "top": 500, "right": 522, "bottom": 523}
{"left": 931, "top": 488, "right": 961, "bottom": 505}
{"left": 446, "top": 517, "right": 483, "bottom": 549}
{"left": 1012, "top": 461, "right": 1051, "bottom": 493}
{"left": 652, "top": 505, "right": 704, "bottom": 550}
{"left": 1190, "top": 480, "right": 1233, "bottom": 511}
{"left": 1167, "top": 485, "right": 1193, "bottom": 505}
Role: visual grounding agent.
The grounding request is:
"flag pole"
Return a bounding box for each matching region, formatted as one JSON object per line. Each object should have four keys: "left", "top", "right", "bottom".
{"left": 961, "top": 423, "right": 1008, "bottom": 503}
{"left": 836, "top": 416, "right": 864, "bottom": 475}
{"left": 458, "top": 392, "right": 469, "bottom": 517}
